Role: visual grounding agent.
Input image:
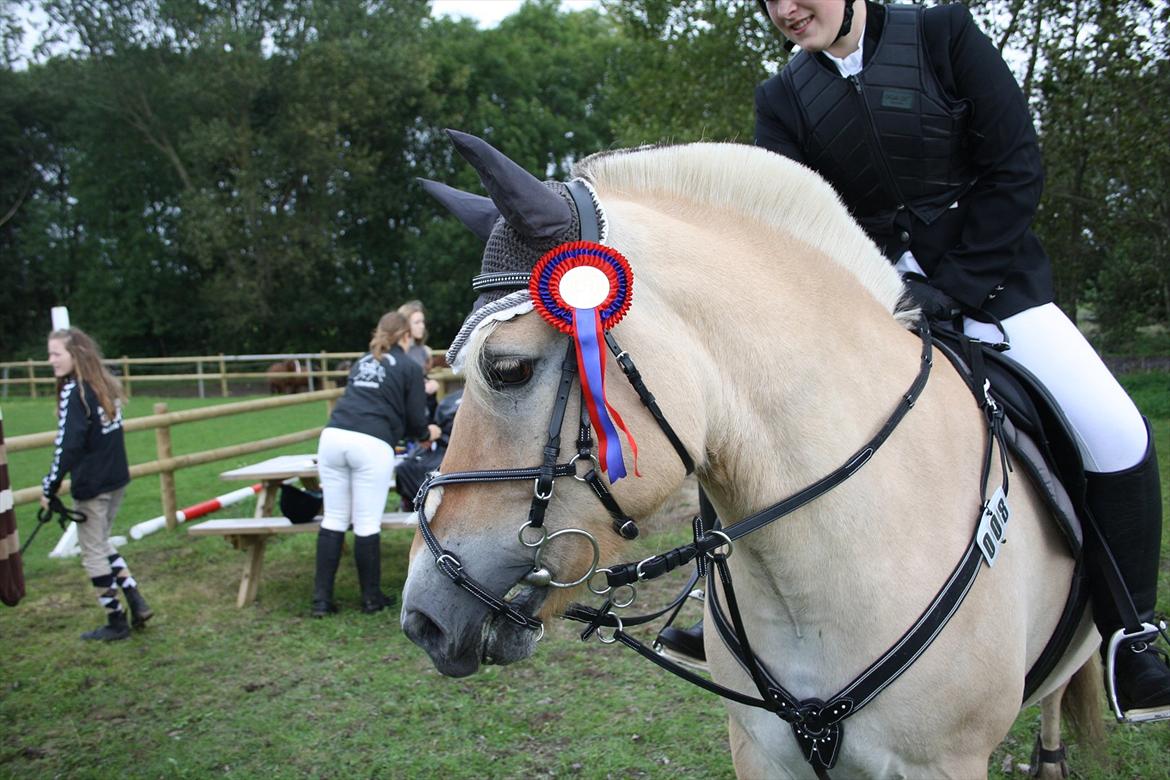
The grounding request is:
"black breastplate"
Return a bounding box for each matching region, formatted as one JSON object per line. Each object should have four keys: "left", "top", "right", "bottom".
{"left": 784, "top": 5, "right": 974, "bottom": 232}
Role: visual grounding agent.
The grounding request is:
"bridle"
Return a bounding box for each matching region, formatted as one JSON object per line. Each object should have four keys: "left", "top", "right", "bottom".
{"left": 414, "top": 182, "right": 1011, "bottom": 776}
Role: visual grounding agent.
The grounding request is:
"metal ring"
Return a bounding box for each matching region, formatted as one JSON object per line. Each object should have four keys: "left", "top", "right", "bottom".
{"left": 706, "top": 530, "right": 734, "bottom": 559}
{"left": 596, "top": 612, "right": 623, "bottom": 644}
{"left": 435, "top": 553, "right": 463, "bottom": 572}
{"left": 569, "top": 453, "right": 599, "bottom": 482}
{"left": 533, "top": 528, "right": 601, "bottom": 588}
{"left": 533, "top": 478, "right": 554, "bottom": 501}
{"left": 588, "top": 568, "right": 613, "bottom": 596}
{"left": 517, "top": 522, "right": 548, "bottom": 549}
{"left": 532, "top": 622, "right": 546, "bottom": 642}
{"left": 611, "top": 583, "right": 636, "bottom": 609}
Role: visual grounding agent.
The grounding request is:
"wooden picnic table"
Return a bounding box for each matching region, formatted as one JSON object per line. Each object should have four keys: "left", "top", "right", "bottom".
{"left": 188, "top": 514, "right": 415, "bottom": 607}
{"left": 220, "top": 454, "right": 323, "bottom": 518}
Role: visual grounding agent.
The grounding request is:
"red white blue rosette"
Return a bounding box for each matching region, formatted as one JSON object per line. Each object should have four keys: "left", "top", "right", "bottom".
{"left": 530, "top": 241, "right": 638, "bottom": 481}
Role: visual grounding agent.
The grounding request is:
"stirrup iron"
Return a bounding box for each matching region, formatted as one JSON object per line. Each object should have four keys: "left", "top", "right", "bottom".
{"left": 1104, "top": 620, "right": 1170, "bottom": 724}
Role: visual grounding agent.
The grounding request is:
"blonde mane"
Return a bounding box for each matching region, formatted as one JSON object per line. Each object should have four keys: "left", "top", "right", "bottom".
{"left": 573, "top": 143, "right": 913, "bottom": 325}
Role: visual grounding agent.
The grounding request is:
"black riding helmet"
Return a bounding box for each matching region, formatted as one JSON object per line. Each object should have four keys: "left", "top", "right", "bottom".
{"left": 756, "top": 0, "right": 857, "bottom": 52}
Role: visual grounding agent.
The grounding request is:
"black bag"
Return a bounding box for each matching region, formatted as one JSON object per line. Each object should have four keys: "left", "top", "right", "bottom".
{"left": 279, "top": 483, "right": 323, "bottom": 524}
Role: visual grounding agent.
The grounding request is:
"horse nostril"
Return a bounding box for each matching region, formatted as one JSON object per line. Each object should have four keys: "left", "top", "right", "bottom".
{"left": 403, "top": 608, "right": 446, "bottom": 653}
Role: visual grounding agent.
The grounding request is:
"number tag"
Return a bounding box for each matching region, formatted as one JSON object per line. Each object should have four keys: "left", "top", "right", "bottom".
{"left": 976, "top": 486, "right": 1011, "bottom": 567}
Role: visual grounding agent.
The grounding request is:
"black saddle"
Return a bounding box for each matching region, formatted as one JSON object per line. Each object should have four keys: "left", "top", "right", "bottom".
{"left": 931, "top": 325, "right": 1085, "bottom": 556}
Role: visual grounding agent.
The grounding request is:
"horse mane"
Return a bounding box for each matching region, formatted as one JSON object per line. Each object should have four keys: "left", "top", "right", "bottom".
{"left": 572, "top": 143, "right": 915, "bottom": 327}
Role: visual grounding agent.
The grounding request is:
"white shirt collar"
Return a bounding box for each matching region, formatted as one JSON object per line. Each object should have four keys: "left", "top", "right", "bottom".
{"left": 825, "top": 38, "right": 864, "bottom": 78}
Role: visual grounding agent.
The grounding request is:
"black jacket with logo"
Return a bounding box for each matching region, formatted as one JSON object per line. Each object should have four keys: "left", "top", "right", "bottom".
{"left": 42, "top": 378, "right": 130, "bottom": 501}
{"left": 755, "top": 2, "right": 1053, "bottom": 319}
{"left": 327, "top": 346, "right": 429, "bottom": 447}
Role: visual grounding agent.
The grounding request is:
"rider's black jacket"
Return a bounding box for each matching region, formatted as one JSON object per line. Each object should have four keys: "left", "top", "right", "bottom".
{"left": 42, "top": 378, "right": 130, "bottom": 501}
{"left": 327, "top": 345, "right": 429, "bottom": 447}
{"left": 755, "top": 2, "right": 1053, "bottom": 320}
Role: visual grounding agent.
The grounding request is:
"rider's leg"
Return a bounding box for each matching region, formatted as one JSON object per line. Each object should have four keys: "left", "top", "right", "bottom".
{"left": 965, "top": 303, "right": 1170, "bottom": 716}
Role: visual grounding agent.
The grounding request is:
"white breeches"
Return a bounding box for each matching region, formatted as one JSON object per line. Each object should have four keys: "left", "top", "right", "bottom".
{"left": 895, "top": 253, "right": 1147, "bottom": 473}
{"left": 962, "top": 304, "right": 1147, "bottom": 473}
{"left": 316, "top": 427, "right": 395, "bottom": 537}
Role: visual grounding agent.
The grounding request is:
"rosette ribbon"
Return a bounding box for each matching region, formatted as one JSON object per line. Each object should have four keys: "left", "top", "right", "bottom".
{"left": 530, "top": 241, "right": 639, "bottom": 481}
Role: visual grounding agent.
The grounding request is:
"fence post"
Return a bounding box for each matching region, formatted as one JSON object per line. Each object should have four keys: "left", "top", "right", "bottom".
{"left": 122, "top": 356, "right": 132, "bottom": 398}
{"left": 27, "top": 360, "right": 37, "bottom": 399}
{"left": 306, "top": 356, "right": 316, "bottom": 393}
{"left": 219, "top": 354, "right": 228, "bottom": 397}
{"left": 196, "top": 359, "right": 205, "bottom": 399}
{"left": 153, "top": 402, "right": 178, "bottom": 530}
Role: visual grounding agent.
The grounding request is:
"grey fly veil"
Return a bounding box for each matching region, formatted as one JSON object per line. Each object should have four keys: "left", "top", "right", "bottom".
{"left": 421, "top": 129, "right": 606, "bottom": 365}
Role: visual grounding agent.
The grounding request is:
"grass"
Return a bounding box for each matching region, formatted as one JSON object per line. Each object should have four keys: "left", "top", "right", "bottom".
{"left": 3, "top": 379, "right": 1170, "bottom": 779}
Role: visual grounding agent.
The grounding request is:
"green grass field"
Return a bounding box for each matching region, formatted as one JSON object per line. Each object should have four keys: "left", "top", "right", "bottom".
{"left": 2, "top": 383, "right": 1169, "bottom": 778}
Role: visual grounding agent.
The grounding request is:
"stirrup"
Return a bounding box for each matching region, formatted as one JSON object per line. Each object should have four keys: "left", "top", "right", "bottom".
{"left": 1104, "top": 620, "right": 1170, "bottom": 723}
{"left": 652, "top": 639, "right": 709, "bottom": 674}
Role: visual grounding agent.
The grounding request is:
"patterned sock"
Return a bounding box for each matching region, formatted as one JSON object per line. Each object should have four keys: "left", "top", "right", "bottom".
{"left": 107, "top": 553, "right": 137, "bottom": 590}
{"left": 91, "top": 573, "right": 124, "bottom": 616}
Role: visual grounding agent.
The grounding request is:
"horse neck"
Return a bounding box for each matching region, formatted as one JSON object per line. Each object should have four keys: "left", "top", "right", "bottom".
{"left": 619, "top": 200, "right": 940, "bottom": 609}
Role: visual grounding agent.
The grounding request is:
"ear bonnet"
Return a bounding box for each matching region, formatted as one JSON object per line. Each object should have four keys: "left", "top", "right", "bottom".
{"left": 423, "top": 130, "right": 606, "bottom": 368}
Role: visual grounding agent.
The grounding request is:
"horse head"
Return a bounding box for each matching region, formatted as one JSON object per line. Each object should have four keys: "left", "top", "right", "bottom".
{"left": 401, "top": 132, "right": 707, "bottom": 676}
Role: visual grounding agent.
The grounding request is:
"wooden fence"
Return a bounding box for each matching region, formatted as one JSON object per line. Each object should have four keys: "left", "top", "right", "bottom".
{"left": 0, "top": 349, "right": 460, "bottom": 399}
{"left": 6, "top": 388, "right": 343, "bottom": 530}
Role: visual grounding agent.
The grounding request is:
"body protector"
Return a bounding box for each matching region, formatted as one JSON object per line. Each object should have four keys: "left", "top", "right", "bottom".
{"left": 781, "top": 4, "right": 975, "bottom": 251}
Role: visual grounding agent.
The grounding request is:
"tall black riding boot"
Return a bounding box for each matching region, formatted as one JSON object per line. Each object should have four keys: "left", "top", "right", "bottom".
{"left": 354, "top": 533, "right": 394, "bottom": 614}
{"left": 311, "top": 528, "right": 345, "bottom": 618}
{"left": 1085, "top": 425, "right": 1170, "bottom": 719}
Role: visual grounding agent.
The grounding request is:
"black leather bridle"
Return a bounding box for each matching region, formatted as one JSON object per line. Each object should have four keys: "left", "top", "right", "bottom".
{"left": 413, "top": 184, "right": 1011, "bottom": 776}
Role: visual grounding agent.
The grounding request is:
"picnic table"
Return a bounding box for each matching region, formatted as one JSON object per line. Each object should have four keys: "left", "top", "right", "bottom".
{"left": 199, "top": 453, "right": 409, "bottom": 607}
{"left": 219, "top": 454, "right": 324, "bottom": 518}
{"left": 188, "top": 514, "right": 414, "bottom": 607}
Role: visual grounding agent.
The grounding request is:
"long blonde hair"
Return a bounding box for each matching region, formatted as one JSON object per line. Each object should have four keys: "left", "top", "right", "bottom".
{"left": 369, "top": 312, "right": 409, "bottom": 362}
{"left": 49, "top": 328, "right": 124, "bottom": 419}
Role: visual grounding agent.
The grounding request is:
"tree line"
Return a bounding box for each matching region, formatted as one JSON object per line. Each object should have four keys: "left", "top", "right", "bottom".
{"left": 2, "top": 0, "right": 1166, "bottom": 360}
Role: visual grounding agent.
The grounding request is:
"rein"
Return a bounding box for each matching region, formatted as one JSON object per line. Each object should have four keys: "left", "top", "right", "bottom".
{"left": 22, "top": 496, "right": 86, "bottom": 555}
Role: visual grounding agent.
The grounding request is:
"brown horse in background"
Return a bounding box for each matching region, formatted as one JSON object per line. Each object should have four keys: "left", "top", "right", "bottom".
{"left": 266, "top": 359, "right": 309, "bottom": 394}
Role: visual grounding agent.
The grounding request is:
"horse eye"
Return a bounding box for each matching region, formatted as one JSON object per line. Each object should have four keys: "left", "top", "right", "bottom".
{"left": 485, "top": 357, "right": 534, "bottom": 388}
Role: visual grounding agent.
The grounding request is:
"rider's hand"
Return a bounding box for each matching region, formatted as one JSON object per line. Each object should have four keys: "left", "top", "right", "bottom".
{"left": 903, "top": 274, "right": 961, "bottom": 322}
{"left": 40, "top": 495, "right": 50, "bottom": 510}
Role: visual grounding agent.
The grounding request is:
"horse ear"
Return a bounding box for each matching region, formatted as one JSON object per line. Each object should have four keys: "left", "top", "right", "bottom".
{"left": 418, "top": 178, "right": 501, "bottom": 243}
{"left": 445, "top": 128, "right": 573, "bottom": 241}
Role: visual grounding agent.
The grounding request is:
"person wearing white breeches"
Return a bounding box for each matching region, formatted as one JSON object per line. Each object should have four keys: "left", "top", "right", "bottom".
{"left": 311, "top": 311, "right": 432, "bottom": 617}
{"left": 701, "top": 0, "right": 1170, "bottom": 719}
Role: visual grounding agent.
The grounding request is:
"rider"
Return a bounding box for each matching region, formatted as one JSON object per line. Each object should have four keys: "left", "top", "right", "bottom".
{"left": 658, "top": 0, "right": 1170, "bottom": 720}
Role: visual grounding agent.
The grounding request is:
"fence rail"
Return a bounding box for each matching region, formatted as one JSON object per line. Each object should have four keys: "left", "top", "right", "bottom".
{"left": 0, "top": 349, "right": 456, "bottom": 399}
{"left": 8, "top": 388, "right": 344, "bottom": 531}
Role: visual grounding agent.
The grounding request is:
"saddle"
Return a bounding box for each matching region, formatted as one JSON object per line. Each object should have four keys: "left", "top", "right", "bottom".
{"left": 931, "top": 325, "right": 1085, "bottom": 556}
{"left": 931, "top": 325, "right": 1091, "bottom": 700}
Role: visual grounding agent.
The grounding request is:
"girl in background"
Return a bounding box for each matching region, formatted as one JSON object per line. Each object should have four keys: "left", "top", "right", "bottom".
{"left": 42, "top": 328, "right": 152, "bottom": 641}
{"left": 312, "top": 312, "right": 432, "bottom": 616}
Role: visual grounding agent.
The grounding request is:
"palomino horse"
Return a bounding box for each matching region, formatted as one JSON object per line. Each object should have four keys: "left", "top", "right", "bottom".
{"left": 401, "top": 137, "right": 1101, "bottom": 777}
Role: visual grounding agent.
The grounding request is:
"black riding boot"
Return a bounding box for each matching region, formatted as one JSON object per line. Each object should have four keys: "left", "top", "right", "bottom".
{"left": 354, "top": 533, "right": 394, "bottom": 614}
{"left": 311, "top": 528, "right": 344, "bottom": 617}
{"left": 81, "top": 609, "right": 130, "bottom": 641}
{"left": 655, "top": 620, "right": 706, "bottom": 663}
{"left": 1085, "top": 426, "right": 1170, "bottom": 718}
